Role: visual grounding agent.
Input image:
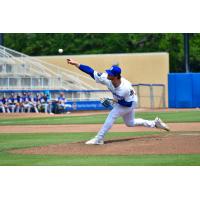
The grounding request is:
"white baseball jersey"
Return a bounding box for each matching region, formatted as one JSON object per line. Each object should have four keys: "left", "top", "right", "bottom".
{"left": 94, "top": 71, "right": 138, "bottom": 103}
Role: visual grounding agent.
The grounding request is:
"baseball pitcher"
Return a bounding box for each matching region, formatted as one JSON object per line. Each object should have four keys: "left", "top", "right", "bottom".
{"left": 67, "top": 58, "right": 170, "bottom": 145}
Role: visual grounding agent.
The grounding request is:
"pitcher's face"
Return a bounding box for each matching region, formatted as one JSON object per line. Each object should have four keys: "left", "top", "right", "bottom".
{"left": 107, "top": 74, "right": 115, "bottom": 81}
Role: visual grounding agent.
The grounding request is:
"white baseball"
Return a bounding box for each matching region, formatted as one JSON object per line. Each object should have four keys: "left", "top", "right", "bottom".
{"left": 58, "top": 49, "right": 63, "bottom": 54}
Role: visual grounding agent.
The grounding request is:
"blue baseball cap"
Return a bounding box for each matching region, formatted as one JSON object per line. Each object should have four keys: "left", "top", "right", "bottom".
{"left": 106, "top": 65, "right": 121, "bottom": 77}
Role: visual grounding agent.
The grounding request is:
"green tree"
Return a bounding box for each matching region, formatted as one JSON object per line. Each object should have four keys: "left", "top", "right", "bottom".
{"left": 3, "top": 33, "right": 200, "bottom": 72}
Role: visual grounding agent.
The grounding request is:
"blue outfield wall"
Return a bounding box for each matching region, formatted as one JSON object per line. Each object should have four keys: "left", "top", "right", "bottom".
{"left": 168, "top": 73, "right": 200, "bottom": 108}
{"left": 65, "top": 101, "right": 112, "bottom": 111}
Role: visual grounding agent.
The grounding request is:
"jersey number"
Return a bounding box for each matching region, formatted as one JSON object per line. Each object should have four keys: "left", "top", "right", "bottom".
{"left": 130, "top": 90, "right": 134, "bottom": 96}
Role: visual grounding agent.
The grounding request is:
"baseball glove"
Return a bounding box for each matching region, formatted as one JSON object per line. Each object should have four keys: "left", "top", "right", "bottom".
{"left": 100, "top": 98, "right": 113, "bottom": 108}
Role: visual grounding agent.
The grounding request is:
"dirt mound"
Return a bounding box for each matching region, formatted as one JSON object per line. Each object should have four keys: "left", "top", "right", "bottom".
{"left": 11, "top": 133, "right": 200, "bottom": 155}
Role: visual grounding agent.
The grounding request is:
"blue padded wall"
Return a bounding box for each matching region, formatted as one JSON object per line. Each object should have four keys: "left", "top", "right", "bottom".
{"left": 192, "top": 73, "right": 200, "bottom": 107}
{"left": 168, "top": 74, "right": 177, "bottom": 108}
{"left": 168, "top": 73, "right": 200, "bottom": 108}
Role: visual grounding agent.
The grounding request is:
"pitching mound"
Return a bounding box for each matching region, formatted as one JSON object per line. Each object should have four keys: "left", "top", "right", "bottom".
{"left": 11, "top": 132, "right": 200, "bottom": 155}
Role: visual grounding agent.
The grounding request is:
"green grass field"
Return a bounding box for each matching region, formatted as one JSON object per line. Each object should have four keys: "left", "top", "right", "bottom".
{"left": 0, "top": 110, "right": 200, "bottom": 125}
{"left": 1, "top": 131, "right": 200, "bottom": 166}
{"left": 0, "top": 110, "right": 200, "bottom": 166}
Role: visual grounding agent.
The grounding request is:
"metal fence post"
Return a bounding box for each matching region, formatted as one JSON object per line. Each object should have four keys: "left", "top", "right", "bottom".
{"left": 162, "top": 85, "right": 166, "bottom": 108}
{"left": 137, "top": 85, "right": 141, "bottom": 108}
{"left": 7, "top": 77, "right": 9, "bottom": 89}
{"left": 150, "top": 84, "right": 154, "bottom": 109}
{"left": 184, "top": 33, "right": 190, "bottom": 72}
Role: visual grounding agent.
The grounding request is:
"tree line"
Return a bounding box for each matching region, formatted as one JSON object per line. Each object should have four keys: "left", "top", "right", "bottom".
{"left": 3, "top": 33, "right": 200, "bottom": 72}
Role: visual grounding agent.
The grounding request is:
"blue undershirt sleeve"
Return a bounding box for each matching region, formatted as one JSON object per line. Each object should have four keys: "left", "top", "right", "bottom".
{"left": 118, "top": 99, "right": 133, "bottom": 107}
{"left": 79, "top": 64, "right": 95, "bottom": 79}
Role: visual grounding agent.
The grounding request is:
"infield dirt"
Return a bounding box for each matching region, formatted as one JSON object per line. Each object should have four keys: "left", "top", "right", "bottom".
{"left": 0, "top": 122, "right": 200, "bottom": 133}
{"left": 11, "top": 132, "right": 200, "bottom": 155}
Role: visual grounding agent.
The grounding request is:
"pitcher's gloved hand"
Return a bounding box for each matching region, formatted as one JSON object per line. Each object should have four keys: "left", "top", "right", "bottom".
{"left": 100, "top": 98, "right": 115, "bottom": 108}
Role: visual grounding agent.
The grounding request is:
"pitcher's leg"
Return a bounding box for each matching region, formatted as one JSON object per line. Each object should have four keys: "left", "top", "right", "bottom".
{"left": 123, "top": 110, "right": 168, "bottom": 129}
{"left": 96, "top": 107, "right": 121, "bottom": 140}
{"left": 123, "top": 106, "right": 156, "bottom": 128}
{"left": 134, "top": 118, "right": 156, "bottom": 128}
{"left": 86, "top": 104, "right": 136, "bottom": 144}
{"left": 122, "top": 109, "right": 135, "bottom": 127}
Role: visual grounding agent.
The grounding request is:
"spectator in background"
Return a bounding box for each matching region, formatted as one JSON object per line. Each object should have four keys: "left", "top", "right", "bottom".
{"left": 56, "top": 92, "right": 66, "bottom": 113}
{"left": 28, "top": 92, "right": 39, "bottom": 113}
{"left": 21, "top": 93, "right": 32, "bottom": 113}
{"left": 0, "top": 97, "right": 6, "bottom": 113}
{"left": 56, "top": 92, "right": 71, "bottom": 114}
{"left": 16, "top": 93, "right": 23, "bottom": 113}
{"left": 1, "top": 96, "right": 10, "bottom": 113}
{"left": 7, "top": 93, "right": 16, "bottom": 113}
{"left": 12, "top": 94, "right": 21, "bottom": 113}
{"left": 39, "top": 93, "right": 53, "bottom": 114}
{"left": 34, "top": 93, "right": 41, "bottom": 112}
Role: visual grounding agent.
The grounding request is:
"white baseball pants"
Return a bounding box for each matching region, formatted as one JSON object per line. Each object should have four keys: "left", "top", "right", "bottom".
{"left": 8, "top": 104, "right": 15, "bottom": 113}
{"left": 96, "top": 102, "right": 156, "bottom": 140}
{"left": 0, "top": 105, "right": 6, "bottom": 113}
{"left": 22, "top": 104, "right": 31, "bottom": 113}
